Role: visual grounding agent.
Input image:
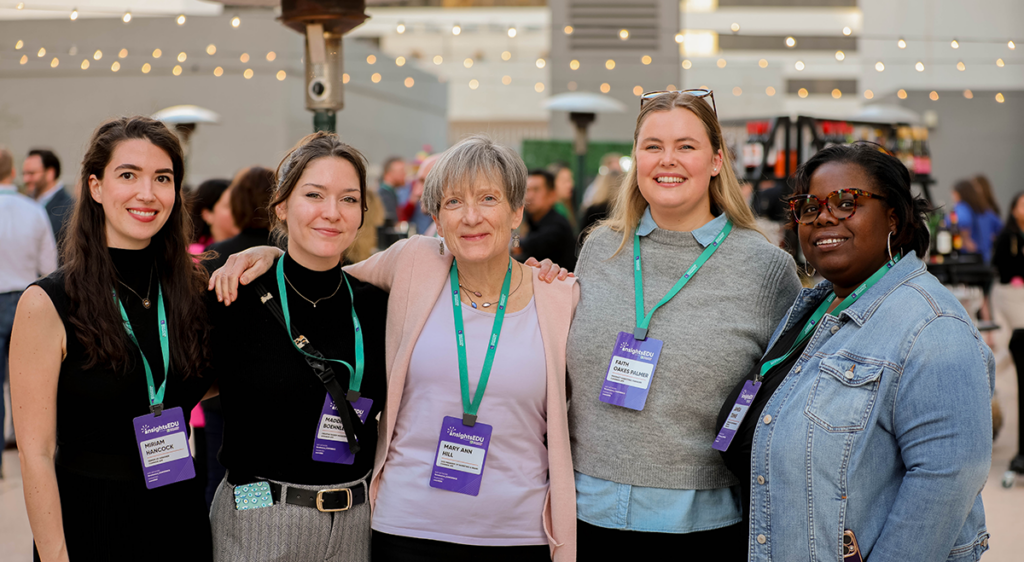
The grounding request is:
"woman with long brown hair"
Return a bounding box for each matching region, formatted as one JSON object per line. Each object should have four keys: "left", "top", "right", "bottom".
{"left": 10, "top": 116, "right": 213, "bottom": 561}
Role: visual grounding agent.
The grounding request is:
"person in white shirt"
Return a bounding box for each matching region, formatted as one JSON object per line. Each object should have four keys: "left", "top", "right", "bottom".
{"left": 0, "top": 146, "right": 58, "bottom": 465}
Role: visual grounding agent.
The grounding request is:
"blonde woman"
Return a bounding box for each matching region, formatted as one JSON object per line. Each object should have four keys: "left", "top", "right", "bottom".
{"left": 565, "top": 90, "right": 801, "bottom": 559}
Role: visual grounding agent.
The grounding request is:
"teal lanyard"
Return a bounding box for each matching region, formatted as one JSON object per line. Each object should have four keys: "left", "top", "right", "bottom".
{"left": 275, "top": 257, "right": 365, "bottom": 398}
{"left": 448, "top": 258, "right": 513, "bottom": 426}
{"left": 114, "top": 282, "right": 169, "bottom": 415}
{"left": 757, "top": 254, "right": 901, "bottom": 382}
{"left": 633, "top": 220, "right": 733, "bottom": 340}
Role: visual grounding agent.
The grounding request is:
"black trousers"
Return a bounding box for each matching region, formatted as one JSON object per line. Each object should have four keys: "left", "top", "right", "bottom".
{"left": 577, "top": 518, "right": 748, "bottom": 561}
{"left": 372, "top": 530, "right": 551, "bottom": 562}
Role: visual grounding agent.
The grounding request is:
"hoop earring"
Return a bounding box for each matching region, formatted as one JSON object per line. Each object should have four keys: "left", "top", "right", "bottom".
{"left": 512, "top": 231, "right": 521, "bottom": 248}
{"left": 439, "top": 238, "right": 445, "bottom": 255}
{"left": 801, "top": 261, "right": 816, "bottom": 278}
{"left": 887, "top": 231, "right": 894, "bottom": 262}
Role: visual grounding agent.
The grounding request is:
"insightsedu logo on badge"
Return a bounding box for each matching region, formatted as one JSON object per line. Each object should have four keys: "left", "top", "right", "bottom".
{"left": 446, "top": 427, "right": 486, "bottom": 444}
{"left": 140, "top": 420, "right": 180, "bottom": 435}
{"left": 619, "top": 342, "right": 655, "bottom": 360}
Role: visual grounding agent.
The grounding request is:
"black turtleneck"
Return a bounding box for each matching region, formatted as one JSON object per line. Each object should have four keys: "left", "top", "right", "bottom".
{"left": 33, "top": 245, "right": 212, "bottom": 481}
{"left": 208, "top": 252, "right": 389, "bottom": 485}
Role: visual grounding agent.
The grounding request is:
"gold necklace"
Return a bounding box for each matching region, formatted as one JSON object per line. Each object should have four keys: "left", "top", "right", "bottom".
{"left": 117, "top": 266, "right": 154, "bottom": 309}
{"left": 283, "top": 270, "right": 343, "bottom": 308}
{"left": 458, "top": 265, "right": 523, "bottom": 309}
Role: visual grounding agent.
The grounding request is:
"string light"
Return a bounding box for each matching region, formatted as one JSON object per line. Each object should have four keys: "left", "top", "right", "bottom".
{"left": 536, "top": 58, "right": 546, "bottom": 68}
{"left": 396, "top": 22, "right": 406, "bottom": 34}
{"left": 766, "top": 86, "right": 775, "bottom": 96}
{"left": 69, "top": 46, "right": 78, "bottom": 56}
{"left": 929, "top": 91, "right": 939, "bottom": 100}
{"left": 758, "top": 59, "right": 768, "bottom": 68}
{"left": 717, "top": 58, "right": 727, "bottom": 68}
{"left": 875, "top": 61, "right": 885, "bottom": 72}
{"left": 111, "top": 61, "right": 120, "bottom": 72}
{"left": 433, "top": 55, "right": 443, "bottom": 65}
{"left": 452, "top": 24, "right": 461, "bottom": 36}
{"left": 682, "top": 59, "right": 692, "bottom": 69}
{"left": 93, "top": 50, "right": 102, "bottom": 60}
{"left": 16, "top": 2, "right": 23, "bottom": 8}
{"left": 675, "top": 33, "right": 684, "bottom": 43}
{"left": 569, "top": 59, "right": 579, "bottom": 70}
{"left": 535, "top": 82, "right": 545, "bottom": 93}
{"left": 897, "top": 89, "right": 907, "bottom": 99}
{"left": 835, "top": 50, "right": 845, "bottom": 61}
{"left": 798, "top": 88, "right": 808, "bottom": 98}
{"left": 15, "top": 40, "right": 23, "bottom": 50}
{"left": 832, "top": 89, "right": 842, "bottom": 99}
{"left": 951, "top": 39, "right": 959, "bottom": 49}
{"left": 50, "top": 57, "right": 59, "bottom": 68}
{"left": 123, "top": 12, "right": 132, "bottom": 23}
{"left": 897, "top": 38, "right": 906, "bottom": 49}
{"left": 605, "top": 59, "right": 615, "bottom": 70}
{"left": 957, "top": 61, "right": 966, "bottom": 71}
{"left": 564, "top": 26, "right": 573, "bottom": 35}
{"left": 277, "top": 70, "right": 287, "bottom": 81}
{"left": 142, "top": 63, "right": 151, "bottom": 73}
{"left": 795, "top": 60, "right": 805, "bottom": 70}
{"left": 468, "top": 79, "right": 479, "bottom": 89}
{"left": 915, "top": 61, "right": 925, "bottom": 72}
{"left": 864, "top": 90, "right": 873, "bottom": 99}
{"left": 404, "top": 77, "right": 414, "bottom": 88}
{"left": 366, "top": 54, "right": 375, "bottom": 64}
{"left": 995, "top": 93, "right": 1005, "bottom": 103}
{"left": 395, "top": 56, "right": 405, "bottom": 66}
{"left": 37, "top": 47, "right": 46, "bottom": 57}
{"left": 632, "top": 85, "right": 643, "bottom": 96}
{"left": 177, "top": 52, "right": 187, "bottom": 62}
{"left": 172, "top": 65, "right": 182, "bottom": 76}
{"left": 19, "top": 55, "right": 27, "bottom": 64}
{"left": 153, "top": 49, "right": 162, "bottom": 59}
{"left": 600, "top": 83, "right": 611, "bottom": 93}
{"left": 342, "top": 73, "right": 350, "bottom": 84}
{"left": 119, "top": 49, "right": 128, "bottom": 58}
{"left": 502, "top": 75, "right": 511, "bottom": 85}
{"left": 508, "top": 27, "right": 516, "bottom": 38}
{"left": 619, "top": 29, "right": 629, "bottom": 40}
{"left": 641, "top": 55, "right": 652, "bottom": 65}
{"left": 213, "top": 66, "right": 223, "bottom": 77}
{"left": 80, "top": 59, "right": 89, "bottom": 70}
{"left": 733, "top": 86, "right": 742, "bottom": 96}
{"left": 177, "top": 14, "right": 186, "bottom": 25}
{"left": 70, "top": 9, "right": 78, "bottom": 21}
{"left": 997, "top": 58, "right": 1005, "bottom": 67}
{"left": 1010, "top": 40, "right": 1016, "bottom": 50}
{"left": 372, "top": 73, "right": 382, "bottom": 83}
{"left": 267, "top": 52, "right": 277, "bottom": 62}
{"left": 843, "top": 27, "right": 852, "bottom": 36}
{"left": 464, "top": 58, "right": 473, "bottom": 68}
{"left": 244, "top": 69, "right": 253, "bottom": 79}
{"left": 964, "top": 89, "right": 973, "bottom": 99}
{"left": 730, "top": 23, "right": 740, "bottom": 33}
{"left": 785, "top": 36, "right": 796, "bottom": 48}
{"left": 231, "top": 16, "right": 241, "bottom": 28}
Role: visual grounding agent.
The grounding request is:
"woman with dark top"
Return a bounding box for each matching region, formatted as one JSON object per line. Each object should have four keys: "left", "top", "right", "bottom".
{"left": 716, "top": 144, "right": 993, "bottom": 561}
{"left": 187, "top": 177, "right": 232, "bottom": 253}
{"left": 207, "top": 132, "right": 387, "bottom": 561}
{"left": 10, "top": 116, "right": 213, "bottom": 561}
{"left": 204, "top": 166, "right": 276, "bottom": 271}
{"left": 991, "top": 192, "right": 1024, "bottom": 479}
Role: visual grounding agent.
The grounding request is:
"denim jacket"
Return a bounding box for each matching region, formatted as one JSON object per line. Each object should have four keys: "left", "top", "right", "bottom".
{"left": 748, "top": 253, "right": 994, "bottom": 562}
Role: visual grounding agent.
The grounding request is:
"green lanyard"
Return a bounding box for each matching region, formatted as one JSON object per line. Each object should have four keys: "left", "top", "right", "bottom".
{"left": 633, "top": 220, "right": 733, "bottom": 340}
{"left": 275, "top": 257, "right": 365, "bottom": 399}
{"left": 756, "top": 254, "right": 901, "bottom": 382}
{"left": 114, "top": 282, "right": 169, "bottom": 415}
{"left": 448, "top": 258, "right": 513, "bottom": 426}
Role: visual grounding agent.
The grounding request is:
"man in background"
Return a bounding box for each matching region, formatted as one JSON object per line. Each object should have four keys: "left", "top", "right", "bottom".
{"left": 378, "top": 156, "right": 408, "bottom": 226}
{"left": 515, "top": 169, "right": 577, "bottom": 272}
{"left": 0, "top": 147, "right": 58, "bottom": 465}
{"left": 23, "top": 149, "right": 73, "bottom": 246}
{"left": 401, "top": 154, "right": 440, "bottom": 236}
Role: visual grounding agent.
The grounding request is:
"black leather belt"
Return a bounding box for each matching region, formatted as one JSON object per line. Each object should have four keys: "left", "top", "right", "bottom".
{"left": 229, "top": 474, "right": 367, "bottom": 513}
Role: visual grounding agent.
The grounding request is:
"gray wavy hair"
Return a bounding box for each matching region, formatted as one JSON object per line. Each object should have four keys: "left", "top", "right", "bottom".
{"left": 421, "top": 135, "right": 527, "bottom": 218}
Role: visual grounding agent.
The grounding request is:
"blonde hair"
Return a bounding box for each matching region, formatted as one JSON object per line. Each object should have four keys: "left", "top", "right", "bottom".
{"left": 600, "top": 92, "right": 760, "bottom": 256}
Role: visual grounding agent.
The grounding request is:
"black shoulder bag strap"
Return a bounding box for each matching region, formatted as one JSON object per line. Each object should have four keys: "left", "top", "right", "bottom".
{"left": 253, "top": 282, "right": 362, "bottom": 454}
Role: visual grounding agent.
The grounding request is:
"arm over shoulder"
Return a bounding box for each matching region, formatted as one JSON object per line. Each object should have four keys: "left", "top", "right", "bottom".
{"left": 343, "top": 236, "right": 428, "bottom": 293}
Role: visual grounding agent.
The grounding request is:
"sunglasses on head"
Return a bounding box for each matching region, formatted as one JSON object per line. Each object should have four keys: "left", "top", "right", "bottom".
{"left": 639, "top": 88, "right": 717, "bottom": 116}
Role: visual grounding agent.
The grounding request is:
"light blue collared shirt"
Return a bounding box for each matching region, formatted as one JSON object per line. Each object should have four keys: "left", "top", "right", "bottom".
{"left": 575, "top": 208, "right": 741, "bottom": 533}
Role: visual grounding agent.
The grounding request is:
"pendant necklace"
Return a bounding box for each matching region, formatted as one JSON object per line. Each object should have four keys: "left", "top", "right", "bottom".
{"left": 458, "top": 266, "right": 523, "bottom": 309}
{"left": 117, "top": 266, "right": 154, "bottom": 309}
{"left": 283, "top": 270, "right": 344, "bottom": 308}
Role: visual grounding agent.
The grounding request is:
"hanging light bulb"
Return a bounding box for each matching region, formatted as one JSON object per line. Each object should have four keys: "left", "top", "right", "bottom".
{"left": 396, "top": 22, "right": 406, "bottom": 34}
{"left": 897, "top": 38, "right": 906, "bottom": 49}
{"left": 785, "top": 36, "right": 796, "bottom": 48}
{"left": 875, "top": 61, "right": 885, "bottom": 72}
{"left": 15, "top": 40, "right": 24, "bottom": 50}
{"left": 70, "top": 9, "right": 78, "bottom": 21}
{"left": 122, "top": 11, "right": 132, "bottom": 23}
{"left": 835, "top": 50, "right": 845, "bottom": 61}
{"left": 177, "top": 14, "right": 186, "bottom": 26}
{"left": 915, "top": 61, "right": 925, "bottom": 72}
{"left": 507, "top": 27, "right": 516, "bottom": 38}
{"left": 452, "top": 23, "right": 461, "bottom": 36}
{"left": 1009, "top": 40, "right": 1016, "bottom": 50}
{"left": 842, "top": 26, "right": 852, "bottom": 36}
{"left": 231, "top": 16, "right": 241, "bottom": 28}
{"left": 951, "top": 39, "right": 959, "bottom": 49}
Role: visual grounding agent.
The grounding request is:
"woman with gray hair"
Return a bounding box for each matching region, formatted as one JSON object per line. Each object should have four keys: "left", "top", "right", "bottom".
{"left": 209, "top": 135, "right": 577, "bottom": 561}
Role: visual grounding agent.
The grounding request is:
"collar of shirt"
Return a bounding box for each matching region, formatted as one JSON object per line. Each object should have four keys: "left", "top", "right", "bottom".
{"left": 636, "top": 206, "right": 728, "bottom": 248}
{"left": 36, "top": 182, "right": 64, "bottom": 205}
{"left": 0, "top": 184, "right": 17, "bottom": 194}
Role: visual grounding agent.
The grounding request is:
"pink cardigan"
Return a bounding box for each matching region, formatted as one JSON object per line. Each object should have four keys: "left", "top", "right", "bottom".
{"left": 346, "top": 235, "right": 578, "bottom": 561}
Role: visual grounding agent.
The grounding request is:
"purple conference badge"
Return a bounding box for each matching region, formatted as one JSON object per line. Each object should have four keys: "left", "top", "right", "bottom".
{"left": 599, "top": 332, "right": 664, "bottom": 411}
{"left": 712, "top": 380, "right": 762, "bottom": 452}
{"left": 312, "top": 394, "right": 373, "bottom": 464}
{"left": 132, "top": 406, "right": 195, "bottom": 489}
{"left": 429, "top": 416, "right": 493, "bottom": 496}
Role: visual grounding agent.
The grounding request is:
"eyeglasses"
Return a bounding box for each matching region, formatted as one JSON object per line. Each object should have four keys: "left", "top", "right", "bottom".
{"left": 786, "top": 188, "right": 886, "bottom": 225}
{"left": 640, "top": 88, "right": 716, "bottom": 116}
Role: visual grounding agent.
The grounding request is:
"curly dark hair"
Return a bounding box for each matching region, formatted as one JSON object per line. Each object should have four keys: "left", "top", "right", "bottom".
{"left": 63, "top": 116, "right": 209, "bottom": 379}
{"left": 791, "top": 143, "right": 932, "bottom": 258}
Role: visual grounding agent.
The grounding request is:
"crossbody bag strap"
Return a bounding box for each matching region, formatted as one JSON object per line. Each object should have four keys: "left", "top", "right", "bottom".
{"left": 253, "top": 282, "right": 362, "bottom": 454}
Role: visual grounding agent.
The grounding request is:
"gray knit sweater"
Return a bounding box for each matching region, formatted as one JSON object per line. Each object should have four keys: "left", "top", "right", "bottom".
{"left": 567, "top": 222, "right": 801, "bottom": 489}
